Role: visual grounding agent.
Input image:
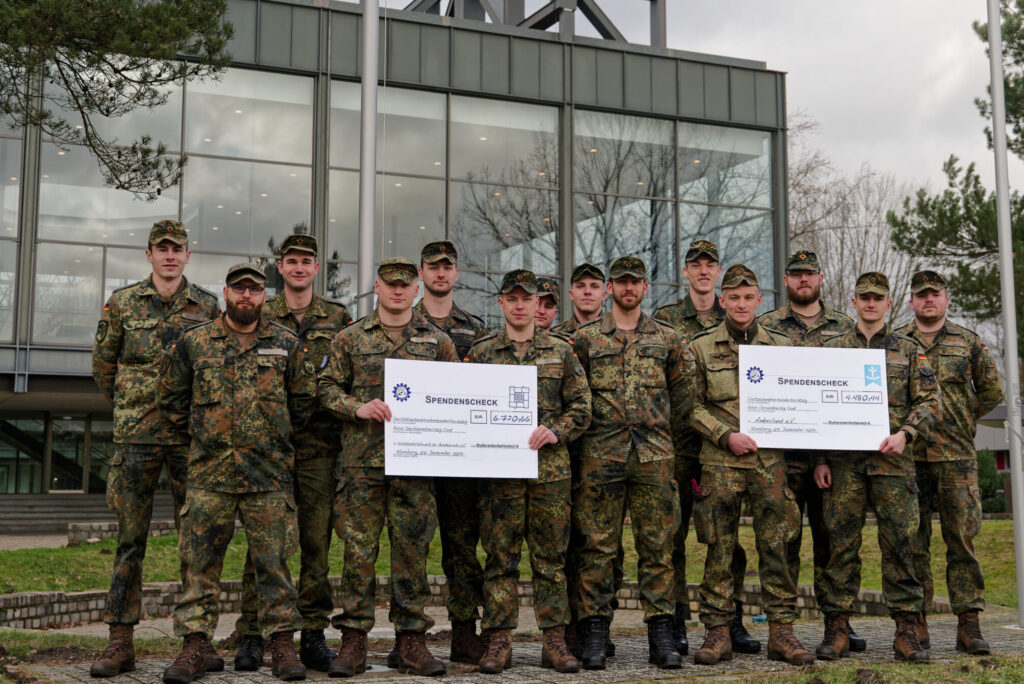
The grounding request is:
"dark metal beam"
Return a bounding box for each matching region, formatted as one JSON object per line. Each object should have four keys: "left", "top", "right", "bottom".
{"left": 519, "top": 0, "right": 575, "bottom": 34}
{"left": 577, "top": 0, "right": 624, "bottom": 42}
{"left": 403, "top": 0, "right": 443, "bottom": 14}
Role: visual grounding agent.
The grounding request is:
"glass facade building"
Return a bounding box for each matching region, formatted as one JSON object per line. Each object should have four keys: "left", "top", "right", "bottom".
{"left": 0, "top": 0, "right": 787, "bottom": 494}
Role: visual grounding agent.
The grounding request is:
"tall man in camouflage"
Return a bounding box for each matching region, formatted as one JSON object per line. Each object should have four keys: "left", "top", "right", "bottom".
{"left": 159, "top": 263, "right": 316, "bottom": 683}
{"left": 757, "top": 250, "right": 862, "bottom": 651}
{"left": 234, "top": 235, "right": 353, "bottom": 672}
{"left": 534, "top": 277, "right": 560, "bottom": 330}
{"left": 412, "top": 240, "right": 489, "bottom": 663}
{"left": 654, "top": 240, "right": 756, "bottom": 657}
{"left": 90, "top": 220, "right": 219, "bottom": 678}
{"left": 320, "top": 258, "right": 456, "bottom": 678}
{"left": 689, "top": 264, "right": 814, "bottom": 667}
{"left": 814, "top": 272, "right": 940, "bottom": 664}
{"left": 552, "top": 263, "right": 606, "bottom": 337}
{"left": 571, "top": 256, "right": 689, "bottom": 671}
{"left": 467, "top": 269, "right": 591, "bottom": 674}
{"left": 898, "top": 270, "right": 1003, "bottom": 654}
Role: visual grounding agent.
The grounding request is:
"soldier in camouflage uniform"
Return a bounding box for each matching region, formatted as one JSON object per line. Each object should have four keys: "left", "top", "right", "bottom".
{"left": 411, "top": 240, "right": 490, "bottom": 663}
{"left": 898, "top": 270, "right": 1003, "bottom": 654}
{"left": 466, "top": 269, "right": 591, "bottom": 674}
{"left": 90, "top": 220, "right": 219, "bottom": 679}
{"left": 814, "top": 272, "right": 940, "bottom": 664}
{"left": 689, "top": 264, "right": 814, "bottom": 667}
{"left": 552, "top": 263, "right": 606, "bottom": 337}
{"left": 654, "top": 240, "right": 756, "bottom": 657}
{"left": 757, "top": 250, "right": 863, "bottom": 651}
{"left": 571, "top": 256, "right": 690, "bottom": 671}
{"left": 534, "top": 277, "right": 560, "bottom": 330}
{"left": 320, "top": 258, "right": 456, "bottom": 678}
{"left": 159, "top": 263, "right": 316, "bottom": 683}
{"left": 234, "top": 235, "right": 353, "bottom": 672}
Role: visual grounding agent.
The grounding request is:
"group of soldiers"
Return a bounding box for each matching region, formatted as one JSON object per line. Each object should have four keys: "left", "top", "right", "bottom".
{"left": 88, "top": 219, "right": 1003, "bottom": 682}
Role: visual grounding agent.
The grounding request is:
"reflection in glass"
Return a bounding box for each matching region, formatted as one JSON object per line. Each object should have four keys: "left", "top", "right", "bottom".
{"left": 182, "top": 157, "right": 311, "bottom": 255}
{"left": 50, "top": 417, "right": 87, "bottom": 491}
{"left": 573, "top": 195, "right": 674, "bottom": 283}
{"left": 326, "top": 262, "right": 358, "bottom": 311}
{"left": 679, "top": 203, "right": 774, "bottom": 291}
{"left": 645, "top": 282, "right": 681, "bottom": 316}
{"left": 38, "top": 143, "right": 180, "bottom": 245}
{"left": 678, "top": 123, "right": 772, "bottom": 209}
{"left": 0, "top": 241, "right": 14, "bottom": 342}
{"left": 450, "top": 182, "right": 559, "bottom": 275}
{"left": 2, "top": 138, "right": 22, "bottom": 238}
{"left": 330, "top": 82, "right": 446, "bottom": 176}
{"left": 0, "top": 419, "right": 44, "bottom": 493}
{"left": 451, "top": 96, "right": 558, "bottom": 187}
{"left": 450, "top": 270, "right": 505, "bottom": 331}
{"left": 104, "top": 247, "right": 158, "bottom": 301}
{"left": 574, "top": 110, "right": 674, "bottom": 198}
{"left": 187, "top": 252, "right": 257, "bottom": 310}
{"left": 88, "top": 419, "right": 115, "bottom": 494}
{"left": 186, "top": 68, "right": 313, "bottom": 164}
{"left": 33, "top": 243, "right": 103, "bottom": 345}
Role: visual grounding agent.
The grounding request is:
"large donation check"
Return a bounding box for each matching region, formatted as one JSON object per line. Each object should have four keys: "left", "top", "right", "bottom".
{"left": 383, "top": 358, "right": 538, "bottom": 478}
{"left": 738, "top": 346, "right": 890, "bottom": 451}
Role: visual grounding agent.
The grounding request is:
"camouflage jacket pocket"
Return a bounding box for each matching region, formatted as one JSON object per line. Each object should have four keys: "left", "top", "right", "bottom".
{"left": 121, "top": 318, "right": 161, "bottom": 363}
{"left": 886, "top": 359, "right": 910, "bottom": 406}
{"left": 637, "top": 343, "right": 668, "bottom": 387}
{"left": 194, "top": 357, "right": 225, "bottom": 405}
{"left": 537, "top": 358, "right": 564, "bottom": 411}
{"left": 936, "top": 345, "right": 970, "bottom": 383}
{"left": 705, "top": 357, "right": 738, "bottom": 401}
{"left": 256, "top": 354, "right": 288, "bottom": 404}
{"left": 305, "top": 328, "right": 336, "bottom": 359}
{"left": 587, "top": 347, "right": 619, "bottom": 390}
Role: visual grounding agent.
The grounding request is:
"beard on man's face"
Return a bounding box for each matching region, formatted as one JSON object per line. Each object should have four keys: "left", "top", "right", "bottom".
{"left": 226, "top": 300, "right": 261, "bottom": 325}
{"left": 787, "top": 283, "right": 820, "bottom": 306}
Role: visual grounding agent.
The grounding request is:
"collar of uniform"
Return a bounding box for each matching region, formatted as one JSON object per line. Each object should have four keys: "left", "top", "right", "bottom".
{"left": 854, "top": 322, "right": 891, "bottom": 347}
{"left": 782, "top": 299, "right": 833, "bottom": 324}
{"left": 409, "top": 310, "right": 435, "bottom": 332}
{"left": 139, "top": 274, "right": 187, "bottom": 302}
{"left": 682, "top": 294, "right": 724, "bottom": 319}
{"left": 907, "top": 320, "right": 951, "bottom": 345}
{"left": 257, "top": 318, "right": 276, "bottom": 338}
{"left": 209, "top": 315, "right": 230, "bottom": 338}
{"left": 599, "top": 311, "right": 657, "bottom": 335}
{"left": 448, "top": 302, "right": 470, "bottom": 323}
{"left": 269, "top": 292, "right": 326, "bottom": 319}
{"left": 709, "top": 318, "right": 767, "bottom": 345}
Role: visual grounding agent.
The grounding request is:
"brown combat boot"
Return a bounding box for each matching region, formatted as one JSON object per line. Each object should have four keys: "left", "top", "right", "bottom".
{"left": 565, "top": 620, "right": 580, "bottom": 658}
{"left": 163, "top": 633, "right": 211, "bottom": 684}
{"left": 397, "top": 631, "right": 446, "bottom": 676}
{"left": 767, "top": 622, "right": 815, "bottom": 665}
{"left": 269, "top": 631, "right": 306, "bottom": 681}
{"left": 956, "top": 610, "right": 991, "bottom": 655}
{"left": 893, "top": 612, "right": 930, "bottom": 663}
{"left": 541, "top": 626, "right": 580, "bottom": 673}
{"left": 450, "top": 620, "right": 488, "bottom": 664}
{"left": 917, "top": 612, "right": 931, "bottom": 649}
{"left": 693, "top": 625, "right": 732, "bottom": 665}
{"left": 90, "top": 624, "right": 135, "bottom": 677}
{"left": 815, "top": 612, "right": 850, "bottom": 660}
{"left": 327, "top": 628, "right": 366, "bottom": 678}
{"left": 478, "top": 628, "right": 512, "bottom": 674}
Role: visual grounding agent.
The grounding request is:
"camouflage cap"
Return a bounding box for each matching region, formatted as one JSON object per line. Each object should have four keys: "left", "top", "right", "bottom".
{"left": 148, "top": 220, "right": 188, "bottom": 246}
{"left": 720, "top": 263, "right": 759, "bottom": 289}
{"left": 570, "top": 262, "right": 605, "bottom": 283}
{"left": 910, "top": 269, "right": 947, "bottom": 294}
{"left": 377, "top": 257, "right": 419, "bottom": 285}
{"left": 536, "top": 277, "right": 559, "bottom": 302}
{"left": 500, "top": 269, "right": 538, "bottom": 294}
{"left": 684, "top": 239, "right": 719, "bottom": 263}
{"left": 855, "top": 271, "right": 890, "bottom": 296}
{"left": 225, "top": 263, "right": 267, "bottom": 285}
{"left": 421, "top": 240, "right": 458, "bottom": 264}
{"left": 786, "top": 249, "right": 820, "bottom": 272}
{"left": 279, "top": 233, "right": 318, "bottom": 257}
{"left": 608, "top": 256, "right": 647, "bottom": 280}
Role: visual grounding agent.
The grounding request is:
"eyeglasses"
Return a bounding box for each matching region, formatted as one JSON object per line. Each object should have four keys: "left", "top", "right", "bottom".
{"left": 229, "top": 284, "right": 265, "bottom": 295}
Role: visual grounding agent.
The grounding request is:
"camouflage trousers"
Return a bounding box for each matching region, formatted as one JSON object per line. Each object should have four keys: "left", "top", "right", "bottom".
{"left": 237, "top": 455, "right": 338, "bottom": 635}
{"left": 784, "top": 451, "right": 829, "bottom": 600}
{"left": 819, "top": 459, "right": 922, "bottom": 616}
{"left": 480, "top": 478, "right": 571, "bottom": 631}
{"left": 435, "top": 477, "right": 484, "bottom": 622}
{"left": 104, "top": 443, "right": 187, "bottom": 625}
{"left": 174, "top": 488, "right": 300, "bottom": 640}
{"left": 695, "top": 461, "right": 799, "bottom": 627}
{"left": 573, "top": 451, "right": 679, "bottom": 621}
{"left": 910, "top": 459, "right": 985, "bottom": 615}
{"left": 673, "top": 455, "right": 746, "bottom": 606}
{"left": 333, "top": 468, "right": 436, "bottom": 633}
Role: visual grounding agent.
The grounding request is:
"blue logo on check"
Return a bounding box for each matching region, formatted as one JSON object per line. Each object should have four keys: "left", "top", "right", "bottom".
{"left": 746, "top": 366, "right": 764, "bottom": 384}
{"left": 392, "top": 383, "right": 411, "bottom": 402}
{"left": 864, "top": 365, "right": 882, "bottom": 386}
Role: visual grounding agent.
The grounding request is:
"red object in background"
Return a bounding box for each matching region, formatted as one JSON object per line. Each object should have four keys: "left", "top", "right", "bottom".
{"left": 996, "top": 451, "right": 1009, "bottom": 471}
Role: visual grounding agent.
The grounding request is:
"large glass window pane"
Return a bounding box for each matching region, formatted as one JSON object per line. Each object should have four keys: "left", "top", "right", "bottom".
{"left": 645, "top": 282, "right": 681, "bottom": 315}
{"left": 182, "top": 157, "right": 311, "bottom": 255}
{"left": 50, "top": 417, "right": 87, "bottom": 491}
{"left": 450, "top": 182, "right": 559, "bottom": 275}
{"left": 0, "top": 418, "right": 44, "bottom": 493}
{"left": 88, "top": 419, "right": 115, "bottom": 495}
{"left": 573, "top": 195, "right": 674, "bottom": 283}
{"left": 574, "top": 111, "right": 674, "bottom": 199}
{"left": 0, "top": 242, "right": 14, "bottom": 343}
{"left": 186, "top": 68, "right": 313, "bottom": 164}
{"left": 38, "top": 143, "right": 181, "bottom": 245}
{"left": 104, "top": 247, "right": 157, "bottom": 301}
{"left": 187, "top": 252, "right": 257, "bottom": 309}
{"left": 451, "top": 97, "right": 558, "bottom": 187}
{"left": 2, "top": 137, "right": 21, "bottom": 237}
{"left": 678, "top": 123, "right": 772, "bottom": 209}
{"left": 679, "top": 203, "right": 774, "bottom": 292}
{"left": 448, "top": 270, "right": 504, "bottom": 331}
{"left": 33, "top": 242, "right": 103, "bottom": 345}
{"left": 326, "top": 262, "right": 358, "bottom": 311}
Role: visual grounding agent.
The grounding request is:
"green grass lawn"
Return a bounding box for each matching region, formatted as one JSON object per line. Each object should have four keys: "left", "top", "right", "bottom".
{"left": 0, "top": 520, "right": 1017, "bottom": 610}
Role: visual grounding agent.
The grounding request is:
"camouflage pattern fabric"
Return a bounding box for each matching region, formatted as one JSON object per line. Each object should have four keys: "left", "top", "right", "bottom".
{"left": 757, "top": 300, "right": 853, "bottom": 348}
{"left": 693, "top": 462, "right": 800, "bottom": 626}
{"left": 653, "top": 294, "right": 725, "bottom": 343}
{"left": 413, "top": 299, "right": 486, "bottom": 360}
{"left": 174, "top": 488, "right": 300, "bottom": 640}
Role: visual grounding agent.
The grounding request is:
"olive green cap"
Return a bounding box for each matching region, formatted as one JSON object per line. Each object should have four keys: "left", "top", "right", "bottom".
{"left": 855, "top": 271, "right": 890, "bottom": 296}
{"left": 148, "top": 220, "right": 189, "bottom": 246}
{"left": 570, "top": 262, "right": 605, "bottom": 283}
{"left": 377, "top": 257, "right": 419, "bottom": 285}
{"left": 910, "top": 270, "right": 947, "bottom": 294}
{"left": 785, "top": 249, "right": 820, "bottom": 272}
{"left": 421, "top": 240, "right": 458, "bottom": 264}
{"left": 536, "top": 277, "right": 559, "bottom": 302}
{"left": 225, "top": 263, "right": 267, "bottom": 285}
{"left": 279, "top": 234, "right": 318, "bottom": 257}
{"left": 684, "top": 239, "right": 719, "bottom": 263}
{"left": 720, "top": 263, "right": 759, "bottom": 289}
{"left": 609, "top": 256, "right": 647, "bottom": 280}
{"left": 500, "top": 269, "right": 538, "bottom": 294}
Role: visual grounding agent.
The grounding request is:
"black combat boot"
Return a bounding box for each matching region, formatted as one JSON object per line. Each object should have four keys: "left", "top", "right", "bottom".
{"left": 234, "top": 634, "right": 264, "bottom": 671}
{"left": 647, "top": 616, "right": 682, "bottom": 669}
{"left": 730, "top": 602, "right": 761, "bottom": 654}
{"left": 299, "top": 629, "right": 336, "bottom": 672}
{"left": 579, "top": 617, "right": 609, "bottom": 670}
{"left": 672, "top": 602, "right": 689, "bottom": 655}
{"left": 846, "top": 616, "right": 867, "bottom": 651}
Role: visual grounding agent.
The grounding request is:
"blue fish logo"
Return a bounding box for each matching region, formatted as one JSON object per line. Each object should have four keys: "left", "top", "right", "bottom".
{"left": 864, "top": 365, "right": 882, "bottom": 386}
